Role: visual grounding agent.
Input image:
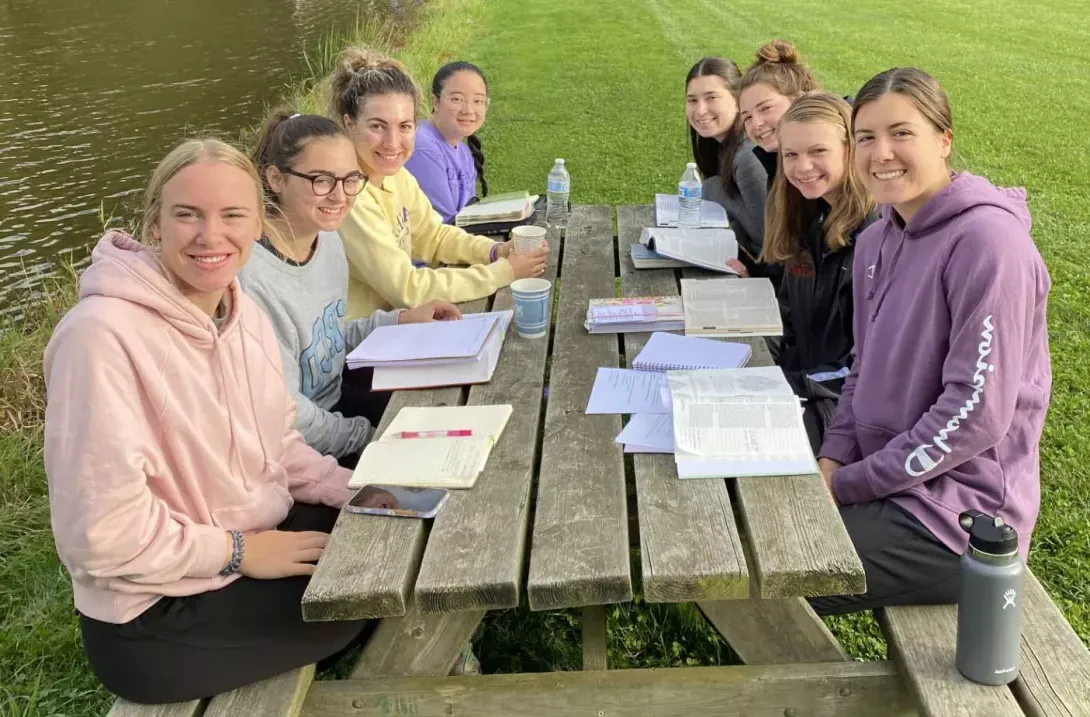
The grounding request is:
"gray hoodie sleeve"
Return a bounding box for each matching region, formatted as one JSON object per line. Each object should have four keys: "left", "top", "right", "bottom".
{"left": 344, "top": 308, "right": 402, "bottom": 351}
{"left": 729, "top": 146, "right": 769, "bottom": 254}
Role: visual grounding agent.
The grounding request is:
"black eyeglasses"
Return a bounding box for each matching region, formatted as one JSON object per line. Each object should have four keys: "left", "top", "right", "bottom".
{"left": 282, "top": 168, "right": 367, "bottom": 197}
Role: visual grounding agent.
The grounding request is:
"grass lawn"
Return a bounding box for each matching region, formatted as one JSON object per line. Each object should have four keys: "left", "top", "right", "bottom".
{"left": 2, "top": 0, "right": 1088, "bottom": 714}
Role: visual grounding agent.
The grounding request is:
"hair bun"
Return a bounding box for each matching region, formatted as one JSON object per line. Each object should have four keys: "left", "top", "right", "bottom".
{"left": 756, "top": 39, "right": 799, "bottom": 65}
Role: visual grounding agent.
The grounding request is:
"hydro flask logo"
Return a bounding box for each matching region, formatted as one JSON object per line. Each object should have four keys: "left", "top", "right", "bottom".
{"left": 1003, "top": 589, "right": 1017, "bottom": 610}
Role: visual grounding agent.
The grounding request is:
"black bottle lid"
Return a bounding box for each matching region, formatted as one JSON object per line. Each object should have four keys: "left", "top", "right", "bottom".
{"left": 959, "top": 510, "right": 1019, "bottom": 556}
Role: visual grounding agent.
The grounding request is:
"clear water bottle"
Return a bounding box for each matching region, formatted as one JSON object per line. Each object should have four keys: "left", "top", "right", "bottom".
{"left": 546, "top": 158, "right": 570, "bottom": 230}
{"left": 678, "top": 162, "right": 702, "bottom": 229}
{"left": 955, "top": 510, "right": 1025, "bottom": 685}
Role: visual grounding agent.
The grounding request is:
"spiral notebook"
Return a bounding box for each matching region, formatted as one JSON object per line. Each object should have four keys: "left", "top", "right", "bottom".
{"left": 631, "top": 332, "right": 752, "bottom": 372}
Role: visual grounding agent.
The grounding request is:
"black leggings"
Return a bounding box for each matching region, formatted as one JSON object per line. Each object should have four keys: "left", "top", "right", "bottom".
{"left": 80, "top": 503, "right": 371, "bottom": 705}
{"left": 334, "top": 366, "right": 393, "bottom": 468}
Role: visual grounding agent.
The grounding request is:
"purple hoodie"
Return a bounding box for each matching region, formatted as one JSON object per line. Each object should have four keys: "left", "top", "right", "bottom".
{"left": 404, "top": 120, "right": 477, "bottom": 223}
{"left": 820, "top": 172, "right": 1052, "bottom": 562}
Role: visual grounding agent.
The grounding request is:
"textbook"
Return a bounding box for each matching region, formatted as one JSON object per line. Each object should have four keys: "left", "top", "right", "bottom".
{"left": 347, "top": 404, "right": 514, "bottom": 489}
{"left": 584, "top": 296, "right": 684, "bottom": 334}
{"left": 654, "top": 193, "right": 730, "bottom": 228}
{"left": 370, "top": 310, "right": 513, "bottom": 391}
{"left": 667, "top": 367, "right": 817, "bottom": 479}
{"left": 680, "top": 277, "right": 783, "bottom": 337}
{"left": 629, "top": 242, "right": 686, "bottom": 269}
{"left": 638, "top": 227, "right": 739, "bottom": 275}
{"left": 454, "top": 194, "right": 538, "bottom": 228}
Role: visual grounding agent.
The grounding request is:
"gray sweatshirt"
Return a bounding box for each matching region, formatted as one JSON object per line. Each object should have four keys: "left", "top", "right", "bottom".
{"left": 239, "top": 231, "right": 400, "bottom": 458}
{"left": 702, "top": 137, "right": 769, "bottom": 261}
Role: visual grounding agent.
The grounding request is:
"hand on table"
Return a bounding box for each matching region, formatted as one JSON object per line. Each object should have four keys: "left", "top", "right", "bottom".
{"left": 398, "top": 300, "right": 462, "bottom": 324}
{"left": 726, "top": 258, "right": 749, "bottom": 277}
{"left": 237, "top": 530, "right": 328, "bottom": 579}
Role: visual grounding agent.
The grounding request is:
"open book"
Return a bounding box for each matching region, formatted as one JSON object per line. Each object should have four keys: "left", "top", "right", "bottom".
{"left": 630, "top": 242, "right": 686, "bottom": 269}
{"left": 681, "top": 277, "right": 783, "bottom": 337}
{"left": 639, "top": 227, "right": 739, "bottom": 275}
{"left": 667, "top": 368, "right": 817, "bottom": 479}
{"left": 654, "top": 194, "right": 729, "bottom": 228}
{"left": 348, "top": 404, "right": 514, "bottom": 489}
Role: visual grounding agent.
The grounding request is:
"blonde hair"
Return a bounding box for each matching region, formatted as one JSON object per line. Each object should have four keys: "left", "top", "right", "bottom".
{"left": 140, "top": 138, "right": 265, "bottom": 245}
{"left": 762, "top": 92, "right": 875, "bottom": 263}
{"left": 328, "top": 46, "right": 423, "bottom": 126}
{"left": 738, "top": 39, "right": 820, "bottom": 101}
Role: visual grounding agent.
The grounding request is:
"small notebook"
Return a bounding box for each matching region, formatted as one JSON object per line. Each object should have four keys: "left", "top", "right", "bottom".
{"left": 347, "top": 404, "right": 514, "bottom": 489}
{"left": 630, "top": 332, "right": 752, "bottom": 372}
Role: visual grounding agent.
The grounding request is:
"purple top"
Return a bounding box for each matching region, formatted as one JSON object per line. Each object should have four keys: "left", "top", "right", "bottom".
{"left": 404, "top": 120, "right": 478, "bottom": 223}
{"left": 820, "top": 172, "right": 1052, "bottom": 562}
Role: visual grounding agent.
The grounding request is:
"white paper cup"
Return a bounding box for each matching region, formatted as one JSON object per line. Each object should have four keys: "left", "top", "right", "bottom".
{"left": 510, "top": 277, "right": 552, "bottom": 338}
{"left": 512, "top": 225, "right": 546, "bottom": 255}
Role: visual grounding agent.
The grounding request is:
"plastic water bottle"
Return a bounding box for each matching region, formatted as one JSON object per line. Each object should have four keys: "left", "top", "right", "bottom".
{"left": 955, "top": 510, "right": 1025, "bottom": 685}
{"left": 678, "top": 162, "right": 702, "bottom": 229}
{"left": 546, "top": 159, "right": 570, "bottom": 230}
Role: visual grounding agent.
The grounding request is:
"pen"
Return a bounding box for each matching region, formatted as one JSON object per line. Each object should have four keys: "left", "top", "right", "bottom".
{"left": 392, "top": 429, "right": 473, "bottom": 439}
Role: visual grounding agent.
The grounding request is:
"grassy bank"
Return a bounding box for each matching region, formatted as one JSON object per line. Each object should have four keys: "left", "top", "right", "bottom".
{"left": 2, "top": 0, "right": 1088, "bottom": 713}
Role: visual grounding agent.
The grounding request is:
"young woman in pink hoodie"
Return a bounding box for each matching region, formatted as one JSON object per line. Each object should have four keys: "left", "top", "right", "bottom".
{"left": 42, "top": 139, "right": 381, "bottom": 703}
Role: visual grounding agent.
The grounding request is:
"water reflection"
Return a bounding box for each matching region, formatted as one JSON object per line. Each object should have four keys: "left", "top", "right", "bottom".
{"left": 0, "top": 0, "right": 390, "bottom": 308}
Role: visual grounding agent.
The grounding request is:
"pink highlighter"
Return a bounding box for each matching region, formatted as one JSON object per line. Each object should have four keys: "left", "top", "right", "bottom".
{"left": 392, "top": 429, "right": 473, "bottom": 440}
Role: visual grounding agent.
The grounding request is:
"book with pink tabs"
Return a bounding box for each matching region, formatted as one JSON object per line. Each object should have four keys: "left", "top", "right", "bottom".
{"left": 630, "top": 332, "right": 752, "bottom": 372}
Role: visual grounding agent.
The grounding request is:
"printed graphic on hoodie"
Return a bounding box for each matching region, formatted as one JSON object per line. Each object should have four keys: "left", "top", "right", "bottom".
{"left": 299, "top": 299, "right": 346, "bottom": 398}
{"left": 904, "top": 315, "right": 996, "bottom": 477}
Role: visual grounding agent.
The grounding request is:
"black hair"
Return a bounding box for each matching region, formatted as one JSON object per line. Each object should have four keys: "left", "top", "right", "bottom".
{"left": 251, "top": 107, "right": 345, "bottom": 205}
{"left": 432, "top": 61, "right": 489, "bottom": 197}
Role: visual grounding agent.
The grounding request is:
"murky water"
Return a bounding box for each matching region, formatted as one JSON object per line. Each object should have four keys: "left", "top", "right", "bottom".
{"left": 0, "top": 0, "right": 400, "bottom": 308}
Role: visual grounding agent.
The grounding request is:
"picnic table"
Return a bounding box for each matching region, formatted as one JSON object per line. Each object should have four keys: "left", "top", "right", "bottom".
{"left": 117, "top": 204, "right": 1085, "bottom": 717}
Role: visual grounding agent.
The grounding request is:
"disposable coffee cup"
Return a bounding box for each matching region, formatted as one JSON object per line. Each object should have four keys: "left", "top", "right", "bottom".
{"left": 510, "top": 277, "right": 552, "bottom": 338}
{"left": 512, "top": 225, "right": 546, "bottom": 255}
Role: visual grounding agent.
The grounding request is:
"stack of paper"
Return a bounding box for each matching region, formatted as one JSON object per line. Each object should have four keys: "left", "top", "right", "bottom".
{"left": 681, "top": 277, "right": 783, "bottom": 337}
{"left": 348, "top": 404, "right": 514, "bottom": 489}
{"left": 615, "top": 413, "right": 676, "bottom": 454}
{"left": 655, "top": 194, "right": 730, "bottom": 228}
{"left": 584, "top": 297, "right": 684, "bottom": 334}
{"left": 639, "top": 227, "right": 739, "bottom": 275}
{"left": 454, "top": 193, "right": 538, "bottom": 228}
{"left": 630, "top": 242, "right": 686, "bottom": 269}
{"left": 630, "top": 332, "right": 752, "bottom": 372}
{"left": 668, "top": 367, "right": 816, "bottom": 479}
{"left": 345, "top": 310, "right": 513, "bottom": 391}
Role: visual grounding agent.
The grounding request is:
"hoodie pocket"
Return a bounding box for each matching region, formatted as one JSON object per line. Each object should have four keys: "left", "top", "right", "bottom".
{"left": 855, "top": 421, "right": 899, "bottom": 457}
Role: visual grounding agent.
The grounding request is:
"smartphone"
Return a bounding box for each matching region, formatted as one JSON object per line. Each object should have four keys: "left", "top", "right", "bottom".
{"left": 345, "top": 484, "right": 450, "bottom": 519}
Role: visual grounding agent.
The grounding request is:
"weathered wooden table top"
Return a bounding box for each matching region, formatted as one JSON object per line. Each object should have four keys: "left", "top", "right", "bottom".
{"left": 301, "top": 204, "right": 865, "bottom": 624}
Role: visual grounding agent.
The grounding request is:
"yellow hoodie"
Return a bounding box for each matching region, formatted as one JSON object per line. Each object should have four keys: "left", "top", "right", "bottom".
{"left": 340, "top": 167, "right": 515, "bottom": 318}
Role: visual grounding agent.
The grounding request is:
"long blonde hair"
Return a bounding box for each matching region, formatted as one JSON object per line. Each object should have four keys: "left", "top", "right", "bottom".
{"left": 762, "top": 92, "right": 875, "bottom": 263}
{"left": 140, "top": 138, "right": 266, "bottom": 245}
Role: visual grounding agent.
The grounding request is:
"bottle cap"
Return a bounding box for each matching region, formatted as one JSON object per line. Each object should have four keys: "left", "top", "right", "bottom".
{"left": 686, "top": 162, "right": 697, "bottom": 169}
{"left": 959, "top": 510, "right": 1019, "bottom": 556}
{"left": 555, "top": 158, "right": 565, "bottom": 164}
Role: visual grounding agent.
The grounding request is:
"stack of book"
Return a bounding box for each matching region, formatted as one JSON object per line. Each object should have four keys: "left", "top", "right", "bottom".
{"left": 345, "top": 310, "right": 513, "bottom": 390}
{"left": 584, "top": 296, "right": 684, "bottom": 334}
{"left": 454, "top": 191, "right": 538, "bottom": 229}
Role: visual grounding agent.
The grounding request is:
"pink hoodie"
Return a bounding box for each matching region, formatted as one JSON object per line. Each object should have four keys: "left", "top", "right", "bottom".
{"left": 43, "top": 232, "right": 353, "bottom": 624}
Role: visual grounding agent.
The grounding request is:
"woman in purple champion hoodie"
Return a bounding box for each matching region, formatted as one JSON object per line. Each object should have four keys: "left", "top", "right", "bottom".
{"left": 809, "top": 68, "right": 1052, "bottom": 615}
{"left": 404, "top": 61, "right": 489, "bottom": 224}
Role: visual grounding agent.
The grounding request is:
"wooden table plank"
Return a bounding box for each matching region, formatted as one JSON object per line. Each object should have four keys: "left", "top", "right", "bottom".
{"left": 106, "top": 700, "right": 204, "bottom": 717}
{"left": 301, "top": 661, "right": 916, "bottom": 717}
{"left": 204, "top": 666, "right": 313, "bottom": 717}
{"left": 680, "top": 263, "right": 865, "bottom": 599}
{"left": 581, "top": 605, "right": 608, "bottom": 671}
{"left": 413, "top": 222, "right": 561, "bottom": 614}
{"left": 301, "top": 298, "right": 488, "bottom": 622}
{"left": 616, "top": 204, "right": 749, "bottom": 603}
{"left": 526, "top": 204, "right": 633, "bottom": 611}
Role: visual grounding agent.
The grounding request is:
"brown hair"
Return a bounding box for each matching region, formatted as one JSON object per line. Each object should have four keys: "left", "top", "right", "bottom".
{"left": 738, "top": 39, "right": 820, "bottom": 101}
{"left": 852, "top": 67, "right": 953, "bottom": 138}
{"left": 685, "top": 57, "right": 748, "bottom": 199}
{"left": 762, "top": 92, "right": 875, "bottom": 263}
{"left": 328, "top": 46, "right": 422, "bottom": 126}
{"left": 140, "top": 138, "right": 265, "bottom": 244}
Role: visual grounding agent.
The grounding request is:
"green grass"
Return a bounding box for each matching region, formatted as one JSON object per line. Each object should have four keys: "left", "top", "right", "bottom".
{"left": 3, "top": 0, "right": 1089, "bottom": 713}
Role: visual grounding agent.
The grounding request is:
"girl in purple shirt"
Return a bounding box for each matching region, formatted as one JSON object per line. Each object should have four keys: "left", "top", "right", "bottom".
{"left": 405, "top": 62, "right": 489, "bottom": 223}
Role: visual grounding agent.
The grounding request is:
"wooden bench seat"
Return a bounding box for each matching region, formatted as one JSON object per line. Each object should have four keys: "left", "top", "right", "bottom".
{"left": 105, "top": 665, "right": 314, "bottom": 717}
{"left": 879, "top": 569, "right": 1090, "bottom": 717}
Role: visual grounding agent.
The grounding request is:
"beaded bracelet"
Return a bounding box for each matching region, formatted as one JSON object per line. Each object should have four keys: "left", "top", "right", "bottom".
{"left": 489, "top": 242, "right": 500, "bottom": 263}
{"left": 219, "top": 529, "right": 245, "bottom": 576}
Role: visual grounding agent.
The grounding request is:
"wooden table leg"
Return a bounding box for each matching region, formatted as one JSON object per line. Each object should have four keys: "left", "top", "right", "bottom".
{"left": 698, "top": 597, "right": 848, "bottom": 664}
{"left": 581, "top": 605, "right": 608, "bottom": 671}
{"left": 350, "top": 597, "right": 487, "bottom": 679}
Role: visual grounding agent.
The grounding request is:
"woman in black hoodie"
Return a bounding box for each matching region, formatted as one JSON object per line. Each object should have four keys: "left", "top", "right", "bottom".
{"left": 762, "top": 91, "right": 877, "bottom": 452}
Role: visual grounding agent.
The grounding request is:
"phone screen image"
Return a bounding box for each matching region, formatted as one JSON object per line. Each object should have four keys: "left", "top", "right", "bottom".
{"left": 345, "top": 485, "right": 450, "bottom": 519}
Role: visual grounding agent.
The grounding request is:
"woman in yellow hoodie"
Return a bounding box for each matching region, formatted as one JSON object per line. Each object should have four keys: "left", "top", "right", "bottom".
{"left": 328, "top": 47, "right": 550, "bottom": 318}
{"left": 42, "top": 139, "right": 380, "bottom": 704}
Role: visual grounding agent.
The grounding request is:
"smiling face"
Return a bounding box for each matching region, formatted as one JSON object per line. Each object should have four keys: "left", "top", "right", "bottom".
{"left": 685, "top": 74, "right": 737, "bottom": 142}
{"left": 266, "top": 135, "right": 361, "bottom": 238}
{"left": 432, "top": 70, "right": 489, "bottom": 144}
{"left": 739, "top": 82, "right": 794, "bottom": 152}
{"left": 152, "top": 160, "right": 261, "bottom": 314}
{"left": 344, "top": 93, "right": 417, "bottom": 181}
{"left": 780, "top": 120, "right": 847, "bottom": 201}
{"left": 853, "top": 92, "right": 952, "bottom": 222}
